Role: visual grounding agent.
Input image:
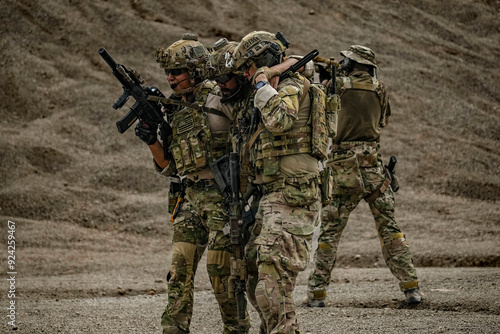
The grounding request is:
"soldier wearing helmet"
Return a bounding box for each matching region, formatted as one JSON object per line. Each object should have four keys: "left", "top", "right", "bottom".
{"left": 306, "top": 45, "right": 422, "bottom": 308}
{"left": 135, "top": 33, "right": 249, "bottom": 334}
{"left": 230, "top": 31, "right": 323, "bottom": 334}
{"left": 155, "top": 32, "right": 209, "bottom": 96}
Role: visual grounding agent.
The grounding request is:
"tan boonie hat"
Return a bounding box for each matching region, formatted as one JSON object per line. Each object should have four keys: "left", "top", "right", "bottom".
{"left": 340, "top": 45, "right": 378, "bottom": 68}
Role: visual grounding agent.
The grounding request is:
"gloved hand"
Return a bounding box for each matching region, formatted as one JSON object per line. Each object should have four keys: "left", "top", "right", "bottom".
{"left": 135, "top": 120, "right": 158, "bottom": 145}
{"left": 317, "top": 64, "right": 332, "bottom": 84}
{"left": 252, "top": 66, "right": 281, "bottom": 85}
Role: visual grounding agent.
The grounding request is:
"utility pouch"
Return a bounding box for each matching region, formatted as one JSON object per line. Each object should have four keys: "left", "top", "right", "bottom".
{"left": 327, "top": 150, "right": 365, "bottom": 196}
{"left": 282, "top": 174, "right": 319, "bottom": 207}
{"left": 325, "top": 94, "right": 340, "bottom": 138}
{"left": 262, "top": 156, "right": 280, "bottom": 176}
{"left": 310, "top": 84, "right": 329, "bottom": 161}
{"left": 319, "top": 166, "right": 334, "bottom": 205}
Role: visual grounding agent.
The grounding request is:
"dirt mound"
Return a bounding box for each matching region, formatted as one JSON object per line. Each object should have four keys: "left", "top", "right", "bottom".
{"left": 1, "top": 0, "right": 499, "bottom": 270}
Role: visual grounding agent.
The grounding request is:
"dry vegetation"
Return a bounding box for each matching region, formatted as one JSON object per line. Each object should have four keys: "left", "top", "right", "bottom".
{"left": 0, "top": 0, "right": 499, "bottom": 297}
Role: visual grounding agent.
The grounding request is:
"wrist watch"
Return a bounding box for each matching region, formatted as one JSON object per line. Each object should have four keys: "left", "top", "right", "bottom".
{"left": 255, "top": 81, "right": 269, "bottom": 90}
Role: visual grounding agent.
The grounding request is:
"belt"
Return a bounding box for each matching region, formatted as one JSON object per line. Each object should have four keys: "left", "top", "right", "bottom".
{"left": 261, "top": 179, "right": 285, "bottom": 195}
{"left": 185, "top": 178, "right": 217, "bottom": 189}
{"left": 331, "top": 141, "right": 379, "bottom": 151}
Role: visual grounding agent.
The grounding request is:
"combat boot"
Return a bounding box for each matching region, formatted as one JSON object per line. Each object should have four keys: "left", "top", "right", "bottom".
{"left": 306, "top": 299, "right": 325, "bottom": 307}
{"left": 404, "top": 288, "right": 422, "bottom": 305}
{"left": 304, "top": 290, "right": 327, "bottom": 307}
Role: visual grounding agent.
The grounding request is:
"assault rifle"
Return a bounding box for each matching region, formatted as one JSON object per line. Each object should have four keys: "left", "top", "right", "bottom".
{"left": 209, "top": 156, "right": 256, "bottom": 230}
{"left": 279, "top": 49, "right": 320, "bottom": 81}
{"left": 385, "top": 156, "right": 400, "bottom": 192}
{"left": 228, "top": 152, "right": 248, "bottom": 333}
{"left": 98, "top": 48, "right": 172, "bottom": 159}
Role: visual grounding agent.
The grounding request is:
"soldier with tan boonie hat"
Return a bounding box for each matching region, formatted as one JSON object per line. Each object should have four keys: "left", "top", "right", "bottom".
{"left": 306, "top": 44, "right": 423, "bottom": 309}
{"left": 340, "top": 45, "right": 378, "bottom": 68}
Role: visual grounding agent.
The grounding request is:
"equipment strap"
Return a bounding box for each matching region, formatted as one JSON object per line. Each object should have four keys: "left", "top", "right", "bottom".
{"left": 364, "top": 177, "right": 391, "bottom": 203}
{"left": 147, "top": 96, "right": 229, "bottom": 118}
{"left": 300, "top": 78, "right": 310, "bottom": 105}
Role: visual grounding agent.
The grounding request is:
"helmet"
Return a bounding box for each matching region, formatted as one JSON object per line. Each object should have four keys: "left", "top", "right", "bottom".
{"left": 340, "top": 45, "right": 378, "bottom": 68}
{"left": 206, "top": 38, "right": 238, "bottom": 80}
{"left": 155, "top": 33, "right": 209, "bottom": 82}
{"left": 231, "top": 31, "right": 288, "bottom": 71}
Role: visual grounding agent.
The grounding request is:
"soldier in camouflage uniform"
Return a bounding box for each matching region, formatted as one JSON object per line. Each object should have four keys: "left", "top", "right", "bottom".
{"left": 209, "top": 38, "right": 323, "bottom": 334}
{"left": 306, "top": 45, "right": 422, "bottom": 307}
{"left": 135, "top": 33, "right": 250, "bottom": 334}
{"left": 206, "top": 38, "right": 256, "bottom": 158}
{"left": 230, "top": 31, "right": 324, "bottom": 334}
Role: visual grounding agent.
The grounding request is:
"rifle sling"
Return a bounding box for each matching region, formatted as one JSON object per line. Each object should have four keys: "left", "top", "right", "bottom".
{"left": 147, "top": 96, "right": 229, "bottom": 118}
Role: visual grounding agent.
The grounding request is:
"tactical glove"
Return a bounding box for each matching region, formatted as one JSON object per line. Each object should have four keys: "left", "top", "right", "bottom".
{"left": 135, "top": 120, "right": 158, "bottom": 145}
{"left": 317, "top": 64, "right": 332, "bottom": 84}
{"left": 252, "top": 66, "right": 281, "bottom": 85}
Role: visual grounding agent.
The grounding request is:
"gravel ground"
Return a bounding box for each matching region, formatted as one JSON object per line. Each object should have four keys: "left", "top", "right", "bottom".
{"left": 3, "top": 267, "right": 499, "bottom": 334}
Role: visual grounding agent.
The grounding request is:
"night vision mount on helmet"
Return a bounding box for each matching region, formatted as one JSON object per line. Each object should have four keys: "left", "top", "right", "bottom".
{"left": 230, "top": 31, "right": 289, "bottom": 71}
{"left": 206, "top": 38, "right": 239, "bottom": 81}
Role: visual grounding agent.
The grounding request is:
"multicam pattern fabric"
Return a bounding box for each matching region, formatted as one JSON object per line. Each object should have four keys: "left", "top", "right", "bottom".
{"left": 340, "top": 45, "right": 378, "bottom": 68}
{"left": 245, "top": 71, "right": 322, "bottom": 333}
{"left": 230, "top": 31, "right": 287, "bottom": 71}
{"left": 308, "top": 146, "right": 418, "bottom": 298}
{"left": 162, "top": 184, "right": 250, "bottom": 334}
{"left": 168, "top": 81, "right": 229, "bottom": 176}
{"left": 160, "top": 78, "right": 248, "bottom": 332}
{"left": 206, "top": 38, "right": 238, "bottom": 80}
{"left": 252, "top": 73, "right": 321, "bottom": 178}
{"left": 308, "top": 67, "right": 418, "bottom": 301}
{"left": 156, "top": 33, "right": 208, "bottom": 71}
{"left": 246, "top": 191, "right": 321, "bottom": 334}
{"left": 161, "top": 192, "right": 209, "bottom": 334}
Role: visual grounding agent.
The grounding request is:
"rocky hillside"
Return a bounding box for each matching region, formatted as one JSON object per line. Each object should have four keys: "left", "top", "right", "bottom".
{"left": 1, "top": 0, "right": 499, "bottom": 267}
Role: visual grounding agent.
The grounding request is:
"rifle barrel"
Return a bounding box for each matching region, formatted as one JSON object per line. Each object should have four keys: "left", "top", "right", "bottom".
{"left": 99, "top": 48, "right": 118, "bottom": 70}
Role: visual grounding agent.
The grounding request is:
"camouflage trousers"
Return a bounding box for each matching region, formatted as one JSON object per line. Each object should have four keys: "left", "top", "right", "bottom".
{"left": 246, "top": 189, "right": 321, "bottom": 334}
{"left": 162, "top": 184, "right": 250, "bottom": 334}
{"left": 307, "top": 144, "right": 418, "bottom": 300}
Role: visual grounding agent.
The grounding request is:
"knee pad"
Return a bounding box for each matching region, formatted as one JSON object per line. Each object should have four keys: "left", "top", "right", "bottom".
{"left": 255, "top": 279, "right": 274, "bottom": 313}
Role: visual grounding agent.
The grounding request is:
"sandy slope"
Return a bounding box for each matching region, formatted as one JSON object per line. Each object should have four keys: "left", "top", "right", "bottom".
{"left": 1, "top": 0, "right": 500, "bottom": 333}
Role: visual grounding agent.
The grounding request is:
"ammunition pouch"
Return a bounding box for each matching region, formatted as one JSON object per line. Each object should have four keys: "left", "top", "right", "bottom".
{"left": 319, "top": 166, "right": 334, "bottom": 205}
{"left": 327, "top": 150, "right": 365, "bottom": 197}
{"left": 325, "top": 93, "right": 340, "bottom": 138}
{"left": 282, "top": 174, "right": 320, "bottom": 207}
{"left": 309, "top": 84, "right": 329, "bottom": 161}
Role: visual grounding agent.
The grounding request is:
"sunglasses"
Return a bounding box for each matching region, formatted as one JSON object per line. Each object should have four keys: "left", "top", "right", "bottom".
{"left": 215, "top": 72, "right": 234, "bottom": 84}
{"left": 164, "top": 68, "right": 187, "bottom": 76}
{"left": 239, "top": 61, "right": 254, "bottom": 73}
